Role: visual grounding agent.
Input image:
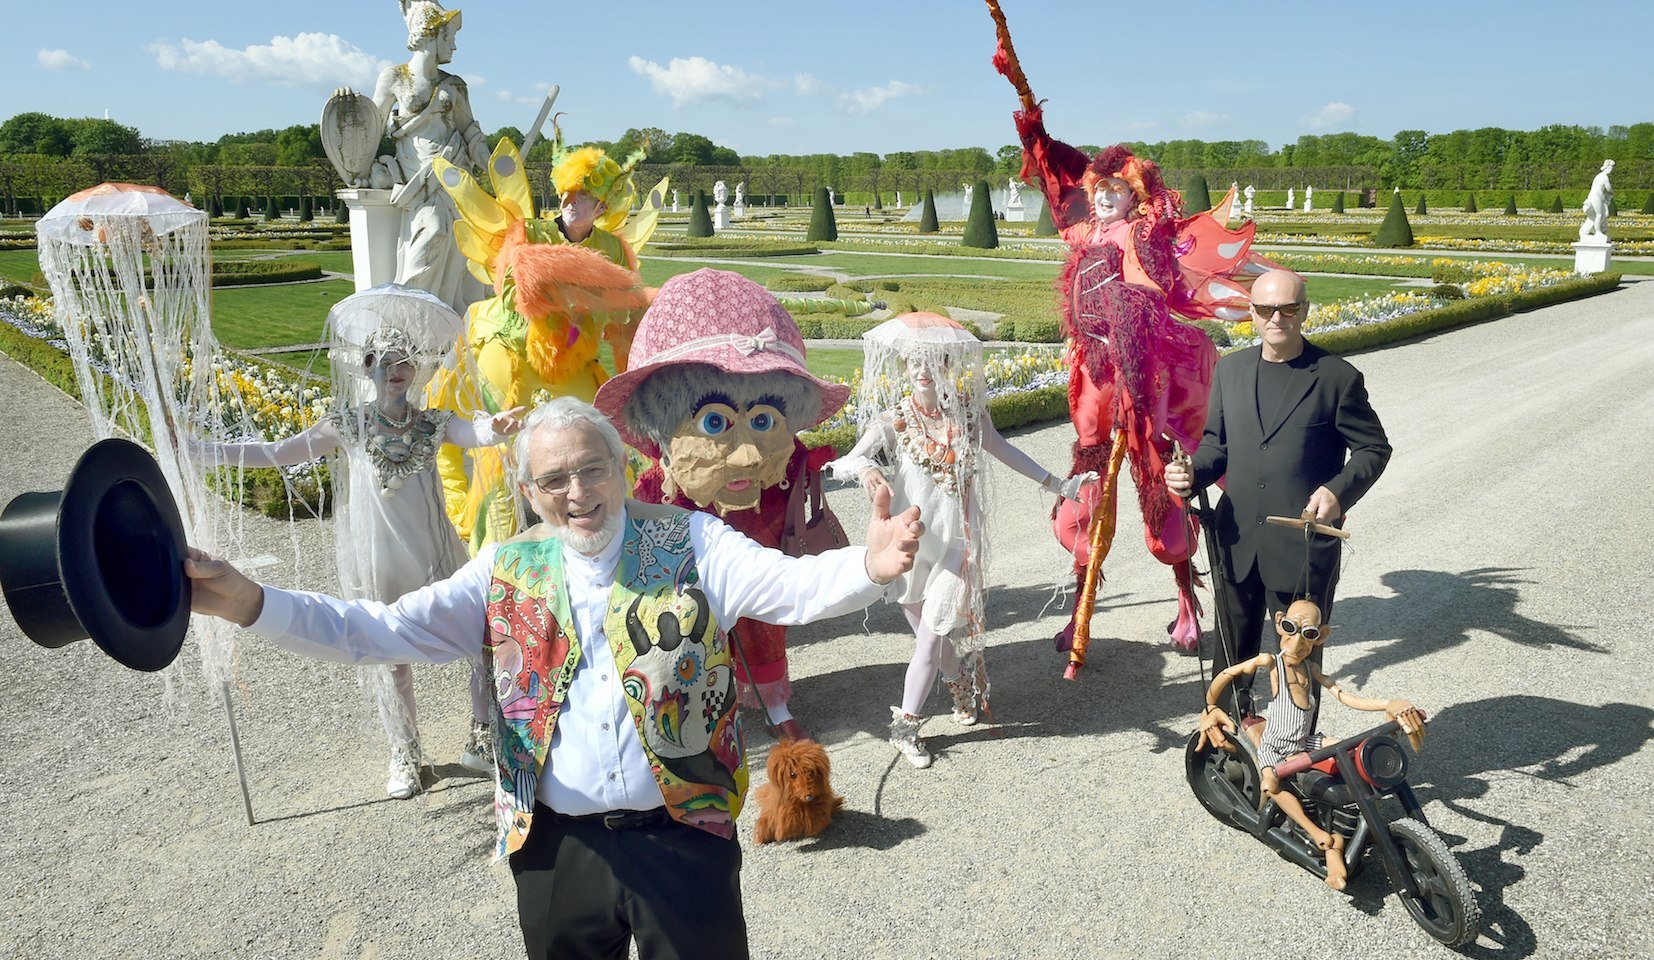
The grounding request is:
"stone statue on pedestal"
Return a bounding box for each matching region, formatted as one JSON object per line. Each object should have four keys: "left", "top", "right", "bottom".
{"left": 1304, "top": 185, "right": 1314, "bottom": 212}
{"left": 1286, "top": 187, "right": 1295, "bottom": 211}
{"left": 1243, "top": 184, "right": 1255, "bottom": 215}
{"left": 1580, "top": 159, "right": 1615, "bottom": 241}
{"left": 327, "top": 0, "right": 489, "bottom": 315}
{"left": 712, "top": 179, "right": 730, "bottom": 230}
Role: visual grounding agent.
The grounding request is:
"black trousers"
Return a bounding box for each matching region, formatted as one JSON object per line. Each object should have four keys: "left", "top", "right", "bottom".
{"left": 1211, "top": 559, "right": 1339, "bottom": 720}
{"left": 510, "top": 804, "right": 749, "bottom": 960}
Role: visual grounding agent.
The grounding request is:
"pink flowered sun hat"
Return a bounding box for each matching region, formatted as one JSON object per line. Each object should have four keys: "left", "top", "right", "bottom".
{"left": 594, "top": 268, "right": 850, "bottom": 456}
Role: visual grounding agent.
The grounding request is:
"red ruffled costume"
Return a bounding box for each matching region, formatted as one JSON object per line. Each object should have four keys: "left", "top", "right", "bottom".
{"left": 633, "top": 441, "right": 835, "bottom": 705}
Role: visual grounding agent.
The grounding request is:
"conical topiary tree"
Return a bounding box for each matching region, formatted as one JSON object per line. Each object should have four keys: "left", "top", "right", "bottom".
{"left": 961, "top": 178, "right": 999, "bottom": 249}
{"left": 1642, "top": 193, "right": 1654, "bottom": 215}
{"left": 1548, "top": 193, "right": 1565, "bottom": 213}
{"left": 336, "top": 201, "right": 350, "bottom": 224}
{"left": 805, "top": 187, "right": 837, "bottom": 241}
{"left": 918, "top": 188, "right": 939, "bottom": 233}
{"left": 1182, "top": 173, "right": 1211, "bottom": 215}
{"left": 1464, "top": 191, "right": 1477, "bottom": 213}
{"left": 1374, "top": 191, "right": 1415, "bottom": 248}
{"left": 300, "top": 196, "right": 314, "bottom": 222}
{"left": 873, "top": 192, "right": 883, "bottom": 210}
{"left": 209, "top": 195, "right": 224, "bottom": 218}
{"left": 264, "top": 196, "right": 277, "bottom": 221}
{"left": 1330, "top": 192, "right": 1346, "bottom": 214}
{"left": 1414, "top": 194, "right": 1428, "bottom": 216}
{"left": 1504, "top": 195, "right": 1519, "bottom": 216}
{"left": 686, "top": 189, "right": 714, "bottom": 237}
{"left": 1033, "top": 198, "right": 1057, "bottom": 236}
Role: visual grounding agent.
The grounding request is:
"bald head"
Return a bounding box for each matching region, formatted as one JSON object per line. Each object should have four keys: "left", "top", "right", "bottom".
{"left": 1251, "top": 269, "right": 1309, "bottom": 361}
{"left": 1253, "top": 269, "right": 1306, "bottom": 306}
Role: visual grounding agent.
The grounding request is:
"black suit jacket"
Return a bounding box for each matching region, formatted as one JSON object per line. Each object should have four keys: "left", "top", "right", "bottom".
{"left": 1190, "top": 341, "right": 1391, "bottom": 590}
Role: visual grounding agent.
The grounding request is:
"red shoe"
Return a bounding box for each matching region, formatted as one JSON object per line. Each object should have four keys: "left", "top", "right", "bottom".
{"left": 776, "top": 718, "right": 813, "bottom": 743}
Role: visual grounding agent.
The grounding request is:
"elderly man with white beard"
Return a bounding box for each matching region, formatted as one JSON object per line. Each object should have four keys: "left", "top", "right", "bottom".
{"left": 185, "top": 395, "right": 925, "bottom": 960}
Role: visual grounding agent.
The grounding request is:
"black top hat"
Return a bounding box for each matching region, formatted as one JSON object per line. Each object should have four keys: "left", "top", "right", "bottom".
{"left": 0, "top": 437, "right": 190, "bottom": 672}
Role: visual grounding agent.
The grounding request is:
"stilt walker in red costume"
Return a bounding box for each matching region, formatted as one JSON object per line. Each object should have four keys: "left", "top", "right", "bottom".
{"left": 986, "top": 0, "right": 1280, "bottom": 675}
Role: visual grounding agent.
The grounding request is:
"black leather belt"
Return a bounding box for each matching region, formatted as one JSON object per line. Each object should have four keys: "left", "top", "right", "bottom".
{"left": 555, "top": 808, "right": 672, "bottom": 830}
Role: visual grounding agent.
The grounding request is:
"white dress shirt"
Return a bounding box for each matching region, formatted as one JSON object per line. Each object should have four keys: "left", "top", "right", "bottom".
{"left": 249, "top": 504, "right": 883, "bottom": 815}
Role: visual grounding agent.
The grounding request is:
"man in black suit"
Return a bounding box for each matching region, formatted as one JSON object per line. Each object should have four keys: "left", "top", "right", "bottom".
{"left": 1166, "top": 269, "right": 1391, "bottom": 716}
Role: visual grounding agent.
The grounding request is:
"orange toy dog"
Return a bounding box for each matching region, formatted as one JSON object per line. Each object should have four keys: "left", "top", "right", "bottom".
{"left": 751, "top": 739, "right": 843, "bottom": 844}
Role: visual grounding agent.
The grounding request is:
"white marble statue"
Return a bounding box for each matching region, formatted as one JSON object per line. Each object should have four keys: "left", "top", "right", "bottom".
{"left": 1304, "top": 185, "right": 1314, "bottom": 212}
{"left": 672, "top": 188, "right": 680, "bottom": 212}
{"left": 1007, "top": 178, "right": 1022, "bottom": 206}
{"left": 1580, "top": 159, "right": 1615, "bottom": 242}
{"left": 341, "top": 0, "right": 490, "bottom": 315}
{"left": 1286, "top": 187, "right": 1295, "bottom": 211}
{"left": 895, "top": 190, "right": 903, "bottom": 208}
{"left": 1243, "top": 184, "right": 1255, "bottom": 215}
{"left": 963, "top": 183, "right": 974, "bottom": 210}
{"left": 712, "top": 179, "right": 730, "bottom": 230}
{"left": 732, "top": 182, "right": 745, "bottom": 219}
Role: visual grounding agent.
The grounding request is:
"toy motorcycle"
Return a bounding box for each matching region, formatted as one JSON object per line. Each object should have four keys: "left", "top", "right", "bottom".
{"left": 1185, "top": 712, "right": 1480, "bottom": 946}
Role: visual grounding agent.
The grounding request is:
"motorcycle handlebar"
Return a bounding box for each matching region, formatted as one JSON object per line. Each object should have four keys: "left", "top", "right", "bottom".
{"left": 1270, "top": 709, "right": 1428, "bottom": 778}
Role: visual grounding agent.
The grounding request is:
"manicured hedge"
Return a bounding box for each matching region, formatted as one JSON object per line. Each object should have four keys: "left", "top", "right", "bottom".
{"left": 212, "top": 259, "right": 324, "bottom": 286}
{"left": 802, "top": 384, "right": 1071, "bottom": 454}
{"left": 651, "top": 239, "right": 819, "bottom": 258}
{"left": 764, "top": 274, "right": 836, "bottom": 293}
{"left": 1307, "top": 273, "right": 1620, "bottom": 355}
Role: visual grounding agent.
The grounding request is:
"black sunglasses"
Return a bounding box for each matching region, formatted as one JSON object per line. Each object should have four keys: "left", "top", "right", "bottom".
{"left": 1251, "top": 301, "right": 1306, "bottom": 320}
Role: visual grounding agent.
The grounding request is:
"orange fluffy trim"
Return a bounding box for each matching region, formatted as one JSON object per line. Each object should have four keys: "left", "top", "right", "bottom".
{"left": 493, "top": 221, "right": 651, "bottom": 322}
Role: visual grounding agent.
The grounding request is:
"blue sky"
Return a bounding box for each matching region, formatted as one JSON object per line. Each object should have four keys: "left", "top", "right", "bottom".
{"left": 7, "top": 1, "right": 1652, "bottom": 154}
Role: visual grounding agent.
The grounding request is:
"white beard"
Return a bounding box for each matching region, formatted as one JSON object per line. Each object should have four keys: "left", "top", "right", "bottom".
{"left": 553, "top": 510, "right": 624, "bottom": 555}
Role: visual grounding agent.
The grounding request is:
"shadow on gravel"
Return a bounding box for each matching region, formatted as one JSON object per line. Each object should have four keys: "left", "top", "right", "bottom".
{"left": 1415, "top": 695, "right": 1648, "bottom": 959}
{"left": 791, "top": 808, "right": 926, "bottom": 853}
{"left": 1329, "top": 567, "right": 1603, "bottom": 688}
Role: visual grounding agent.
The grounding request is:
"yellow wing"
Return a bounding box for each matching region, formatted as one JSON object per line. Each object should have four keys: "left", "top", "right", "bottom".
{"left": 487, "top": 139, "right": 536, "bottom": 223}
{"left": 614, "top": 176, "right": 668, "bottom": 254}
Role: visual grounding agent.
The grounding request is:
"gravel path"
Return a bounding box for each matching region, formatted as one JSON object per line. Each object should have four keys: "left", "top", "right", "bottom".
{"left": 2, "top": 282, "right": 1650, "bottom": 959}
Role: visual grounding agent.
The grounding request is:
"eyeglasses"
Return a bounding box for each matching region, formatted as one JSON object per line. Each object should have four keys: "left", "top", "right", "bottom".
{"left": 1278, "top": 617, "right": 1324, "bottom": 642}
{"left": 1251, "top": 301, "right": 1306, "bottom": 320}
{"left": 530, "top": 461, "right": 614, "bottom": 496}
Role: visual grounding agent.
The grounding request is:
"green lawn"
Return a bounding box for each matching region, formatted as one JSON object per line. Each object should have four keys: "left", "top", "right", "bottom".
{"left": 211, "top": 280, "right": 356, "bottom": 349}
{"left": 215, "top": 248, "right": 357, "bottom": 273}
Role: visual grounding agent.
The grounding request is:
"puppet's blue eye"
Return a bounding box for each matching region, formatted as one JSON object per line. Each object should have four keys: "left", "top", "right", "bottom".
{"left": 698, "top": 411, "right": 730, "bottom": 435}
{"left": 750, "top": 412, "right": 773, "bottom": 432}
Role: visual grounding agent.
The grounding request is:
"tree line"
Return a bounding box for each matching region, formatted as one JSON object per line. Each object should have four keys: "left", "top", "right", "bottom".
{"left": 0, "top": 111, "right": 1646, "bottom": 215}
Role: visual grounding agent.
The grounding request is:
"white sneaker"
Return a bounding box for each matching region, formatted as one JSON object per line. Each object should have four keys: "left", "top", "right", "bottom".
{"left": 386, "top": 742, "right": 424, "bottom": 799}
{"left": 459, "top": 721, "right": 494, "bottom": 774}
{"left": 888, "top": 707, "right": 932, "bottom": 769}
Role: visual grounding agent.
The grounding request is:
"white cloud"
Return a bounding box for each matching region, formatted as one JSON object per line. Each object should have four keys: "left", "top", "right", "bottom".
{"left": 769, "top": 116, "right": 796, "bottom": 128}
{"left": 147, "top": 33, "right": 389, "bottom": 88}
{"left": 1303, "top": 101, "right": 1356, "bottom": 128}
{"left": 793, "top": 73, "right": 822, "bottom": 96}
{"left": 1182, "top": 110, "right": 1227, "bottom": 127}
{"left": 38, "top": 48, "right": 91, "bottom": 71}
{"left": 627, "top": 55, "right": 768, "bottom": 107}
{"left": 494, "top": 88, "right": 541, "bottom": 106}
{"left": 459, "top": 73, "right": 486, "bottom": 87}
{"left": 838, "top": 80, "right": 922, "bottom": 115}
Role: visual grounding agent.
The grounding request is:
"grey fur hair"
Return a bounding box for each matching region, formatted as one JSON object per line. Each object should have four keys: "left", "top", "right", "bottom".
{"left": 622, "top": 363, "right": 823, "bottom": 452}
{"left": 513, "top": 396, "right": 628, "bottom": 485}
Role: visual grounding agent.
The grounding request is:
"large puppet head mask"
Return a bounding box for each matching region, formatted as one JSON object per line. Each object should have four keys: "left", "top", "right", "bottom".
{"left": 595, "top": 269, "right": 849, "bottom": 514}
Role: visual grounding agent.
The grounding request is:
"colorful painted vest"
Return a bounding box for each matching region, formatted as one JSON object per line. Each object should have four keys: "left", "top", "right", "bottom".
{"left": 483, "top": 501, "right": 747, "bottom": 860}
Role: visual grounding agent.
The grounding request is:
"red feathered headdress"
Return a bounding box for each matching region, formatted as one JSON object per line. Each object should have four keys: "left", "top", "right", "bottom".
{"left": 1082, "top": 144, "right": 1181, "bottom": 236}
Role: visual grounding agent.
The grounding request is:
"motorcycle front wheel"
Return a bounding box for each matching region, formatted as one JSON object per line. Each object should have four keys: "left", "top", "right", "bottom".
{"left": 1388, "top": 818, "right": 1481, "bottom": 947}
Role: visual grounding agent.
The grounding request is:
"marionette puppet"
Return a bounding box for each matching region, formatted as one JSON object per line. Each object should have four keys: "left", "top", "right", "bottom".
{"left": 1197, "top": 598, "right": 1426, "bottom": 889}
{"left": 827, "top": 313, "right": 1093, "bottom": 768}
{"left": 594, "top": 268, "right": 849, "bottom": 744}
{"left": 986, "top": 0, "right": 1281, "bottom": 676}
{"left": 191, "top": 285, "right": 524, "bottom": 799}
{"left": 428, "top": 132, "right": 665, "bottom": 549}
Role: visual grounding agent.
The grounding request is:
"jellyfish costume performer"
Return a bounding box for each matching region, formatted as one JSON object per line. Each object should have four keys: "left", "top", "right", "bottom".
{"left": 192, "top": 284, "right": 516, "bottom": 799}
{"left": 35, "top": 183, "right": 257, "bottom": 815}
{"left": 987, "top": 0, "right": 1281, "bottom": 672}
{"left": 827, "top": 313, "right": 1090, "bottom": 768}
